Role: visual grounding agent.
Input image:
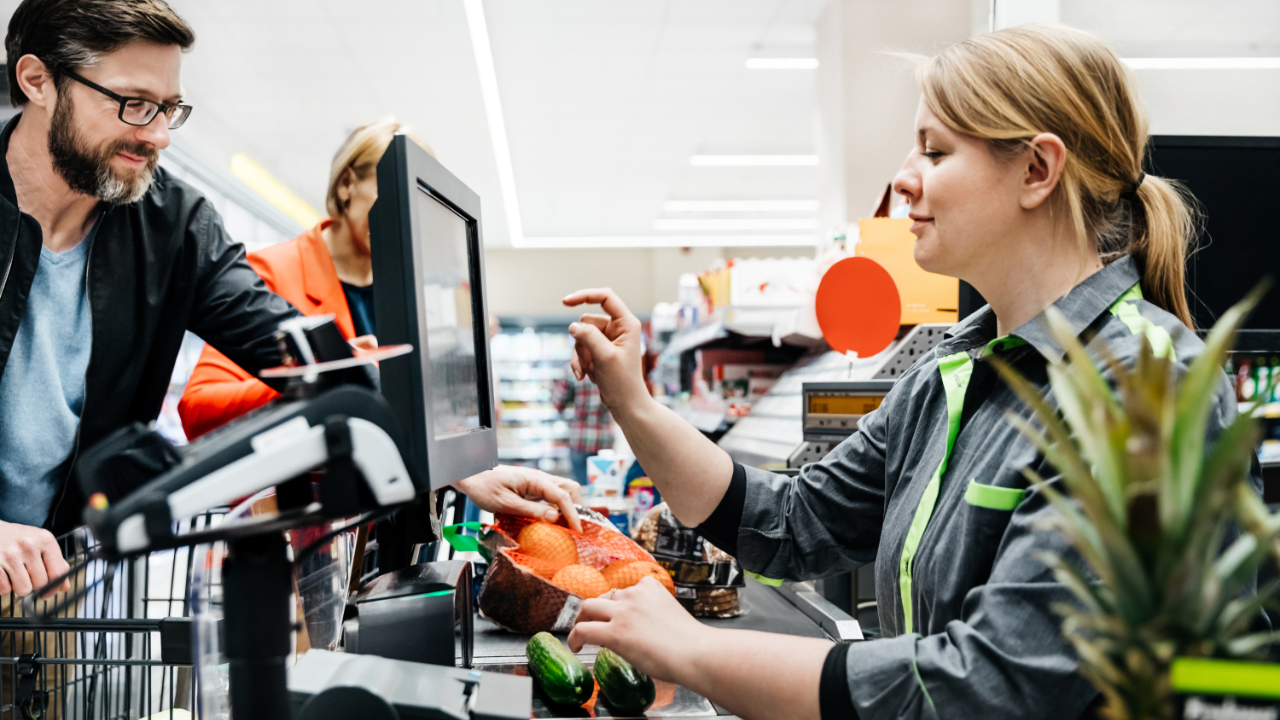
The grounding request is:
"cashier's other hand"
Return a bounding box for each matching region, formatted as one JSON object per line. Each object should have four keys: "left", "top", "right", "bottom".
{"left": 568, "top": 577, "right": 704, "bottom": 684}
{"left": 0, "top": 520, "right": 71, "bottom": 598}
{"left": 454, "top": 465, "right": 582, "bottom": 533}
{"left": 562, "top": 288, "right": 647, "bottom": 411}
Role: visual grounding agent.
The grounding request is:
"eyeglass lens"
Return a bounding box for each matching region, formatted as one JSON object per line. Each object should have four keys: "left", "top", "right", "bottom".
{"left": 120, "top": 99, "right": 191, "bottom": 129}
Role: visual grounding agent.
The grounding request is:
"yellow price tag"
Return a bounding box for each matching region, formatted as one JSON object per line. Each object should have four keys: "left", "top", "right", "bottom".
{"left": 808, "top": 395, "right": 885, "bottom": 415}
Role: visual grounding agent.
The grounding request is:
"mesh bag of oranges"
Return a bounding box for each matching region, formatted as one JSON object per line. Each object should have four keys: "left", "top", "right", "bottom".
{"left": 477, "top": 506, "right": 676, "bottom": 633}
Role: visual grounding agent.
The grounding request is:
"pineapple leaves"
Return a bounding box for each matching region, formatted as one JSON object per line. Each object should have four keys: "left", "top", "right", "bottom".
{"left": 990, "top": 280, "right": 1280, "bottom": 718}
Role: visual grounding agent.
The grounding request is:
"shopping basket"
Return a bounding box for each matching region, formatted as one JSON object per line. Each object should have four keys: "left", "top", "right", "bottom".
{"left": 1, "top": 510, "right": 227, "bottom": 720}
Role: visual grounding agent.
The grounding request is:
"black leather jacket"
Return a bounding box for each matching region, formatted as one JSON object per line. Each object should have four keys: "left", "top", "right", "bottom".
{"left": 0, "top": 114, "right": 299, "bottom": 535}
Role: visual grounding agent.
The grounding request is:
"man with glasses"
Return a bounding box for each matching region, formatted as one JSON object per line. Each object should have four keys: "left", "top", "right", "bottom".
{"left": 0, "top": 0, "right": 299, "bottom": 597}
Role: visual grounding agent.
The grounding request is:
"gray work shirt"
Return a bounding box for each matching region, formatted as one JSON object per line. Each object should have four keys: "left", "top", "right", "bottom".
{"left": 719, "top": 256, "right": 1257, "bottom": 719}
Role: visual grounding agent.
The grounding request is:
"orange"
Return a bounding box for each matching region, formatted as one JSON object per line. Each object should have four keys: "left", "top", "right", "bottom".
{"left": 509, "top": 551, "right": 561, "bottom": 581}
{"left": 601, "top": 560, "right": 676, "bottom": 596}
{"left": 551, "top": 564, "right": 611, "bottom": 599}
{"left": 517, "top": 522, "right": 579, "bottom": 570}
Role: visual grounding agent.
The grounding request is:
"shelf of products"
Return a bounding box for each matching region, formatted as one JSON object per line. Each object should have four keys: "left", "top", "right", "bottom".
{"left": 490, "top": 328, "right": 575, "bottom": 475}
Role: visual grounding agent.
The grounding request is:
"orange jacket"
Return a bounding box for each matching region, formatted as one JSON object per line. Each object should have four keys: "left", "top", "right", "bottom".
{"left": 178, "top": 220, "right": 357, "bottom": 439}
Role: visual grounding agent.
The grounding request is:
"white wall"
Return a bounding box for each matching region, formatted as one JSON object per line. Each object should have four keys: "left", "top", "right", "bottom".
{"left": 485, "top": 245, "right": 813, "bottom": 318}
{"left": 1063, "top": 0, "right": 1280, "bottom": 136}
{"left": 814, "top": 0, "right": 1280, "bottom": 234}
{"left": 826, "top": 0, "right": 975, "bottom": 218}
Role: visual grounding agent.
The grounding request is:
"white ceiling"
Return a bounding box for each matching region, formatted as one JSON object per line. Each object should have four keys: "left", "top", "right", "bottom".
{"left": 5, "top": 0, "right": 1273, "bottom": 249}
{"left": 6, "top": 0, "right": 827, "bottom": 249}
{"left": 485, "top": 1, "right": 826, "bottom": 243}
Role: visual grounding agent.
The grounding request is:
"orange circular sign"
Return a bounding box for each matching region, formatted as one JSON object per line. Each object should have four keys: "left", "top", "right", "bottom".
{"left": 815, "top": 257, "right": 900, "bottom": 357}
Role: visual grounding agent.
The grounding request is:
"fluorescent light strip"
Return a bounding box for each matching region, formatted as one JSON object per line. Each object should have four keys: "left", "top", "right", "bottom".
{"left": 464, "top": 0, "right": 524, "bottom": 247}
{"left": 229, "top": 153, "right": 322, "bottom": 228}
{"left": 689, "top": 155, "right": 819, "bottom": 167}
{"left": 663, "top": 200, "right": 819, "bottom": 212}
{"left": 1123, "top": 57, "right": 1280, "bottom": 70}
{"left": 520, "top": 235, "right": 817, "bottom": 249}
{"left": 745, "top": 58, "right": 819, "bottom": 70}
{"left": 654, "top": 218, "right": 818, "bottom": 231}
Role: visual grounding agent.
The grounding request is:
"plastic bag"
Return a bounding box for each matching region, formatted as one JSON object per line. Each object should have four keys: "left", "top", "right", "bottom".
{"left": 477, "top": 507, "right": 657, "bottom": 633}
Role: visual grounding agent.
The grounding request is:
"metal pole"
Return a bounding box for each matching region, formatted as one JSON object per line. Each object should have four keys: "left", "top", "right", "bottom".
{"left": 224, "top": 532, "right": 294, "bottom": 720}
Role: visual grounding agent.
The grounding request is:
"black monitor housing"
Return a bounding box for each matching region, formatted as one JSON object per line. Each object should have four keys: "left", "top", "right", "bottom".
{"left": 959, "top": 136, "right": 1280, "bottom": 330}
{"left": 1146, "top": 135, "right": 1280, "bottom": 331}
{"left": 369, "top": 135, "right": 499, "bottom": 491}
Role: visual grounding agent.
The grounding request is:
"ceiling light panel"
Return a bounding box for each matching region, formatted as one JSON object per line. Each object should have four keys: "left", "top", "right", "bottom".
{"left": 745, "top": 58, "right": 819, "bottom": 69}
{"left": 1123, "top": 58, "right": 1280, "bottom": 69}
{"left": 653, "top": 219, "right": 818, "bottom": 231}
{"left": 689, "top": 155, "right": 819, "bottom": 166}
{"left": 663, "top": 200, "right": 820, "bottom": 212}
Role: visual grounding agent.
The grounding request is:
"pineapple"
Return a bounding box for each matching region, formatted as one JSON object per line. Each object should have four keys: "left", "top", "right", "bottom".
{"left": 991, "top": 285, "right": 1280, "bottom": 720}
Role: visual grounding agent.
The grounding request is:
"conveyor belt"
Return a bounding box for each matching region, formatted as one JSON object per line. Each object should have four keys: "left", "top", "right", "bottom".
{"left": 473, "top": 582, "right": 835, "bottom": 718}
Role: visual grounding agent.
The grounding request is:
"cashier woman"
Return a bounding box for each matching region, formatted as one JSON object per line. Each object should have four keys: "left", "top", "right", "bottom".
{"left": 0, "top": 0, "right": 577, "bottom": 599}
{"left": 562, "top": 25, "right": 1258, "bottom": 720}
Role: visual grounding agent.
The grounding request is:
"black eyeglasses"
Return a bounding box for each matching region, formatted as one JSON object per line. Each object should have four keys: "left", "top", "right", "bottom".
{"left": 63, "top": 70, "right": 193, "bottom": 130}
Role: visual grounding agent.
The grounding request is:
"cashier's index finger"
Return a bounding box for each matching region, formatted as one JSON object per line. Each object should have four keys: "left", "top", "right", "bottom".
{"left": 562, "top": 288, "right": 633, "bottom": 321}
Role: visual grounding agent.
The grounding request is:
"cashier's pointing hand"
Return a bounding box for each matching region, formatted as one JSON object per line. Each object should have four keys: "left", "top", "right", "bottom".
{"left": 563, "top": 288, "right": 649, "bottom": 412}
{"left": 568, "top": 577, "right": 704, "bottom": 683}
{"left": 454, "top": 465, "right": 583, "bottom": 533}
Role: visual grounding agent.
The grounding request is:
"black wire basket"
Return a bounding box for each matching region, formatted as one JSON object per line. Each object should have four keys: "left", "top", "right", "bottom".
{"left": 1, "top": 510, "right": 227, "bottom": 720}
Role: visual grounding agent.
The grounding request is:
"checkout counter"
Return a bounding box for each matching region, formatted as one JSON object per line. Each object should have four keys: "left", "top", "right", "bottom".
{"left": 471, "top": 580, "right": 859, "bottom": 718}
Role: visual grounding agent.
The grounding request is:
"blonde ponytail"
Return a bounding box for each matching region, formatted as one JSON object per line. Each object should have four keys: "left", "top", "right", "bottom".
{"left": 917, "top": 24, "right": 1198, "bottom": 329}
{"left": 1127, "top": 175, "right": 1198, "bottom": 328}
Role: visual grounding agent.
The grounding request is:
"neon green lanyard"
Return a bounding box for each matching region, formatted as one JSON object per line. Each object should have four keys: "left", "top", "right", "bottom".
{"left": 898, "top": 335, "right": 1027, "bottom": 632}
{"left": 898, "top": 351, "right": 973, "bottom": 633}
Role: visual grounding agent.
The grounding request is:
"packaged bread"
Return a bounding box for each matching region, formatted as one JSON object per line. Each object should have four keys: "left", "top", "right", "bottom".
{"left": 633, "top": 504, "right": 745, "bottom": 618}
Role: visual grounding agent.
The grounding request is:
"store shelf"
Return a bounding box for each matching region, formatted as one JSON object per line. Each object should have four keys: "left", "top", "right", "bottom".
{"left": 675, "top": 408, "right": 729, "bottom": 433}
{"left": 658, "top": 306, "right": 823, "bottom": 361}
{"left": 491, "top": 328, "right": 576, "bottom": 476}
{"left": 716, "top": 348, "right": 888, "bottom": 469}
{"left": 498, "top": 445, "right": 570, "bottom": 461}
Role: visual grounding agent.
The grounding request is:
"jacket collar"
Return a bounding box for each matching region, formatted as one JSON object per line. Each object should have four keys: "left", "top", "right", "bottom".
{"left": 0, "top": 114, "right": 22, "bottom": 211}
{"left": 940, "top": 254, "right": 1142, "bottom": 361}
{"left": 297, "top": 218, "right": 338, "bottom": 306}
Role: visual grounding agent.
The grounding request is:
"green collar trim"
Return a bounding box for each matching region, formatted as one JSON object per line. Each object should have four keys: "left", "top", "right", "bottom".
{"left": 979, "top": 335, "right": 1029, "bottom": 359}
{"left": 1108, "top": 283, "right": 1176, "bottom": 362}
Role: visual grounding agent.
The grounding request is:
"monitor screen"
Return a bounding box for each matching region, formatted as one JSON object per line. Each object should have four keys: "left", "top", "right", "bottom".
{"left": 369, "top": 135, "right": 498, "bottom": 495}
{"left": 417, "top": 188, "right": 484, "bottom": 438}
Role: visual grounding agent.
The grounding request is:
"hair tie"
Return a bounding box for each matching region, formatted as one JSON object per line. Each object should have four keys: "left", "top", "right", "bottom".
{"left": 1122, "top": 172, "right": 1145, "bottom": 202}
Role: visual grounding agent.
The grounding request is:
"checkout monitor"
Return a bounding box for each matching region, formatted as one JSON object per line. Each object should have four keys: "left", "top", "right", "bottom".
{"left": 961, "top": 136, "right": 1280, "bottom": 328}
{"left": 369, "top": 134, "right": 498, "bottom": 491}
{"left": 1146, "top": 135, "right": 1280, "bottom": 330}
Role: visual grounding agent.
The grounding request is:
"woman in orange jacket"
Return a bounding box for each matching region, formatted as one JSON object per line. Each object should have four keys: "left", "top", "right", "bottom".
{"left": 179, "top": 118, "right": 580, "bottom": 527}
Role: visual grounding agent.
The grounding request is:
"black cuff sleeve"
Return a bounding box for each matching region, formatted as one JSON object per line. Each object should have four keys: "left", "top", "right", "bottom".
{"left": 693, "top": 462, "right": 747, "bottom": 555}
{"left": 819, "top": 643, "right": 857, "bottom": 720}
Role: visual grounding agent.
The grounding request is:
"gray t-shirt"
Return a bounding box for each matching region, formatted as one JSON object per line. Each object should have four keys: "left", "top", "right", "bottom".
{"left": 0, "top": 220, "right": 97, "bottom": 527}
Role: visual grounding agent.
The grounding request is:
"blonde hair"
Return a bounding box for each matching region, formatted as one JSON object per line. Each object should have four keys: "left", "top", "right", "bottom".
{"left": 325, "top": 117, "right": 436, "bottom": 221}
{"left": 916, "top": 24, "right": 1197, "bottom": 329}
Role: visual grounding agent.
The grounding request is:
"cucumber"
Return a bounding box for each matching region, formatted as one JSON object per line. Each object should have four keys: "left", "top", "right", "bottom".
{"left": 593, "top": 647, "right": 656, "bottom": 714}
{"left": 526, "top": 632, "right": 594, "bottom": 706}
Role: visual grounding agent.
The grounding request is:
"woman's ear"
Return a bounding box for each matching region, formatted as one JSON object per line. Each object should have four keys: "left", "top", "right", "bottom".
{"left": 336, "top": 168, "right": 354, "bottom": 208}
{"left": 1020, "top": 133, "right": 1067, "bottom": 210}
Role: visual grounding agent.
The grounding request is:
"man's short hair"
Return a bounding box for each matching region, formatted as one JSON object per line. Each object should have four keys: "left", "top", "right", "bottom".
{"left": 5, "top": 0, "right": 195, "bottom": 106}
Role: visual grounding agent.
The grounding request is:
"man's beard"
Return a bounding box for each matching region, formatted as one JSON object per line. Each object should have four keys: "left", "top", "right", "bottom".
{"left": 48, "top": 90, "right": 160, "bottom": 205}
